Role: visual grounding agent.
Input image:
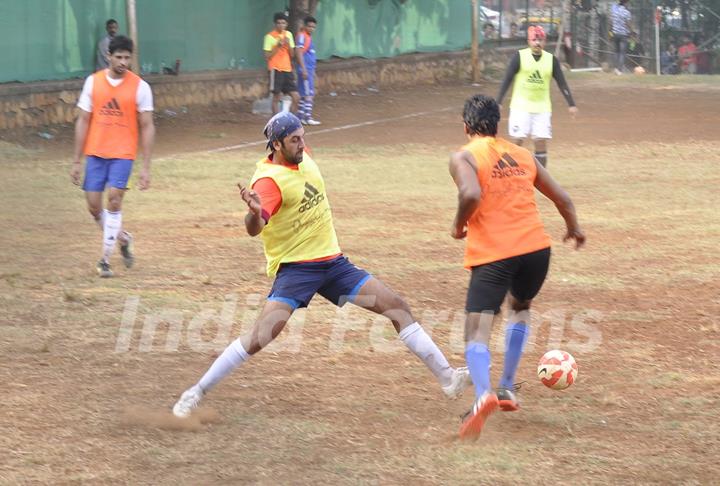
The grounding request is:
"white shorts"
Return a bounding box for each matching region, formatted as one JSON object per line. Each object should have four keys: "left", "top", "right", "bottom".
{"left": 508, "top": 110, "right": 552, "bottom": 139}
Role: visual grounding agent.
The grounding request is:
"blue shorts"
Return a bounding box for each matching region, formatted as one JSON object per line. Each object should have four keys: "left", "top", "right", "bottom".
{"left": 268, "top": 256, "right": 371, "bottom": 310}
{"left": 82, "top": 156, "right": 133, "bottom": 192}
{"left": 297, "top": 69, "right": 315, "bottom": 97}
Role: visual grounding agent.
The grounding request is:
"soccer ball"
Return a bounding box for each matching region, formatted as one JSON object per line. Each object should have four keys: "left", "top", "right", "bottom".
{"left": 633, "top": 66, "right": 646, "bottom": 75}
{"left": 537, "top": 350, "right": 578, "bottom": 390}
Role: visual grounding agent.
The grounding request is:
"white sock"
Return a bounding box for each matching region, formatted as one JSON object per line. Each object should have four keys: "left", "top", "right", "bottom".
{"left": 398, "top": 322, "right": 454, "bottom": 387}
{"left": 102, "top": 209, "right": 122, "bottom": 262}
{"left": 197, "top": 338, "right": 250, "bottom": 393}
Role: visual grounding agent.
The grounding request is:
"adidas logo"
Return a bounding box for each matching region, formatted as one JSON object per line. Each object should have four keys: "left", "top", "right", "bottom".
{"left": 491, "top": 153, "right": 527, "bottom": 179}
{"left": 299, "top": 182, "right": 325, "bottom": 213}
{"left": 99, "top": 98, "right": 123, "bottom": 116}
{"left": 527, "top": 70, "right": 544, "bottom": 84}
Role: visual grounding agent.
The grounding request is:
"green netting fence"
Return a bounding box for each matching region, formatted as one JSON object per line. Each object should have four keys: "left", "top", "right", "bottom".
{"left": 0, "top": 0, "right": 477, "bottom": 84}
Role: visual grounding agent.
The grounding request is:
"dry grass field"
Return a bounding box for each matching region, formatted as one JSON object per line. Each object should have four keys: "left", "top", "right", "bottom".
{"left": 1, "top": 74, "right": 719, "bottom": 484}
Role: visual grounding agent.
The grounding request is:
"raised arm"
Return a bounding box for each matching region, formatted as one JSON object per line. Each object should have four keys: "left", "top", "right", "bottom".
{"left": 533, "top": 161, "right": 585, "bottom": 248}
{"left": 263, "top": 34, "right": 287, "bottom": 62}
{"left": 238, "top": 184, "right": 265, "bottom": 237}
{"left": 448, "top": 150, "right": 481, "bottom": 239}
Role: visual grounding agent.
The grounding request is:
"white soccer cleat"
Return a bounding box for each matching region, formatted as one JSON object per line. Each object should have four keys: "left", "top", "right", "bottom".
{"left": 442, "top": 366, "right": 473, "bottom": 399}
{"left": 172, "top": 384, "right": 204, "bottom": 418}
{"left": 305, "top": 118, "right": 321, "bottom": 125}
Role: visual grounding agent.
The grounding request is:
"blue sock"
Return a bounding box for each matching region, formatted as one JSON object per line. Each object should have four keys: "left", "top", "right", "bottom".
{"left": 499, "top": 322, "right": 529, "bottom": 389}
{"left": 465, "top": 342, "right": 491, "bottom": 398}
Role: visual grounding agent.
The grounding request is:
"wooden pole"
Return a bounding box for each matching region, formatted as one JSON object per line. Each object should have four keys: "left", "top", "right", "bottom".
{"left": 655, "top": 7, "right": 661, "bottom": 74}
{"left": 554, "top": 0, "right": 567, "bottom": 59}
{"left": 471, "top": 0, "right": 480, "bottom": 82}
{"left": 126, "top": 0, "right": 139, "bottom": 73}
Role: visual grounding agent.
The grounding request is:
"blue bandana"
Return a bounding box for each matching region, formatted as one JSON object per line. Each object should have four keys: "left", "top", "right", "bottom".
{"left": 263, "top": 112, "right": 303, "bottom": 150}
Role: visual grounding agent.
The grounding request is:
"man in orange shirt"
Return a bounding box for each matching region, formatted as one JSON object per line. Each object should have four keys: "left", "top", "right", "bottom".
{"left": 70, "top": 35, "right": 155, "bottom": 278}
{"left": 678, "top": 35, "right": 698, "bottom": 74}
{"left": 448, "top": 94, "right": 585, "bottom": 440}
{"left": 263, "top": 12, "right": 300, "bottom": 115}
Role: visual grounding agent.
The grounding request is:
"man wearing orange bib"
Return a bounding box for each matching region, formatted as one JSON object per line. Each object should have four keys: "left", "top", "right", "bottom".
{"left": 448, "top": 95, "right": 585, "bottom": 440}
{"left": 263, "top": 12, "right": 301, "bottom": 115}
{"left": 172, "top": 112, "right": 471, "bottom": 418}
{"left": 71, "top": 35, "right": 155, "bottom": 278}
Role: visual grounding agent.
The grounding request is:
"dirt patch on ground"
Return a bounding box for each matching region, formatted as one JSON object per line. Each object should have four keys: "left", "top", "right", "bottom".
{"left": 3, "top": 74, "right": 719, "bottom": 161}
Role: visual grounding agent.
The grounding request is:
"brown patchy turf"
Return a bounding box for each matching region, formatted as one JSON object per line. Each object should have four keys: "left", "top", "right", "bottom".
{"left": 1, "top": 74, "right": 719, "bottom": 484}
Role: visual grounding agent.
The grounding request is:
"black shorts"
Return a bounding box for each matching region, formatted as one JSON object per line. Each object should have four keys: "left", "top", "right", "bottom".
{"left": 465, "top": 247, "right": 551, "bottom": 313}
{"left": 269, "top": 70, "right": 297, "bottom": 95}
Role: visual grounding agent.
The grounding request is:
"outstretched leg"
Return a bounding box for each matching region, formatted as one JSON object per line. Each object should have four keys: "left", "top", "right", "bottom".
{"left": 351, "top": 277, "right": 470, "bottom": 398}
{"left": 173, "top": 299, "right": 295, "bottom": 417}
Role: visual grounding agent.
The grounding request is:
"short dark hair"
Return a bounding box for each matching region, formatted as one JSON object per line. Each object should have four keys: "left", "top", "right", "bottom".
{"left": 304, "top": 15, "right": 317, "bottom": 24}
{"left": 463, "top": 94, "right": 500, "bottom": 137}
{"left": 274, "top": 12, "right": 288, "bottom": 23}
{"left": 108, "top": 35, "right": 134, "bottom": 54}
{"left": 106, "top": 18, "right": 118, "bottom": 28}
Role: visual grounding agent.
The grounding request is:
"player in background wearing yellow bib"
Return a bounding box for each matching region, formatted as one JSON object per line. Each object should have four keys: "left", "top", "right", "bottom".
{"left": 173, "top": 113, "right": 471, "bottom": 418}
{"left": 496, "top": 26, "right": 578, "bottom": 168}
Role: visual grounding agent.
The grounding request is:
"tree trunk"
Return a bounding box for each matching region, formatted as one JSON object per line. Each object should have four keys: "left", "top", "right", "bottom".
{"left": 289, "top": 0, "right": 320, "bottom": 35}
{"left": 471, "top": 0, "right": 480, "bottom": 82}
{"left": 126, "top": 0, "right": 139, "bottom": 73}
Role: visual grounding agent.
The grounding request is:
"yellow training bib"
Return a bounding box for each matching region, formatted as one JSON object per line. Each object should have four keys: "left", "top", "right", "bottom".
{"left": 249, "top": 152, "right": 340, "bottom": 276}
{"left": 510, "top": 48, "right": 553, "bottom": 113}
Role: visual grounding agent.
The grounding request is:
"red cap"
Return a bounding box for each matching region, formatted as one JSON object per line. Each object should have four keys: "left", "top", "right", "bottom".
{"left": 527, "top": 25, "right": 546, "bottom": 41}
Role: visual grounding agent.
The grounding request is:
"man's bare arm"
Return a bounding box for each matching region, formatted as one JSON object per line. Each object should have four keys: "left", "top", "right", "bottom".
{"left": 238, "top": 184, "right": 266, "bottom": 237}
{"left": 448, "top": 150, "right": 481, "bottom": 239}
{"left": 70, "top": 110, "right": 91, "bottom": 185}
{"left": 137, "top": 111, "right": 155, "bottom": 190}
{"left": 533, "top": 161, "right": 585, "bottom": 248}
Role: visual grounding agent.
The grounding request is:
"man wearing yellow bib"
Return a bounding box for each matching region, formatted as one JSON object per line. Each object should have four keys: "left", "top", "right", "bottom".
{"left": 496, "top": 26, "right": 578, "bottom": 168}
{"left": 173, "top": 113, "right": 471, "bottom": 418}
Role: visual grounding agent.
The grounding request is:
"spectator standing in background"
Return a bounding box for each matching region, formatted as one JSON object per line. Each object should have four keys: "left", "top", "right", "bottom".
{"left": 661, "top": 43, "right": 679, "bottom": 75}
{"left": 483, "top": 23, "right": 496, "bottom": 41}
{"left": 295, "top": 16, "right": 321, "bottom": 125}
{"left": 678, "top": 35, "right": 698, "bottom": 74}
{"left": 263, "top": 12, "right": 301, "bottom": 115}
{"left": 610, "top": 0, "right": 632, "bottom": 75}
{"left": 96, "top": 19, "right": 119, "bottom": 70}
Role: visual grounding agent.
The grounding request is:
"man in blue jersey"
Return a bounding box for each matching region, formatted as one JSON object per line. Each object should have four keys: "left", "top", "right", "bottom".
{"left": 295, "top": 16, "right": 321, "bottom": 125}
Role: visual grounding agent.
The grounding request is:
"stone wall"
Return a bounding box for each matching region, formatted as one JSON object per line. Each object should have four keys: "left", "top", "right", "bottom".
{"left": 0, "top": 47, "right": 521, "bottom": 130}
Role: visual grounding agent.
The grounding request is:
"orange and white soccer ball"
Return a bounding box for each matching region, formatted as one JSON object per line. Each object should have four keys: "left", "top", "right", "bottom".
{"left": 537, "top": 350, "right": 578, "bottom": 390}
{"left": 633, "top": 66, "right": 646, "bottom": 75}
